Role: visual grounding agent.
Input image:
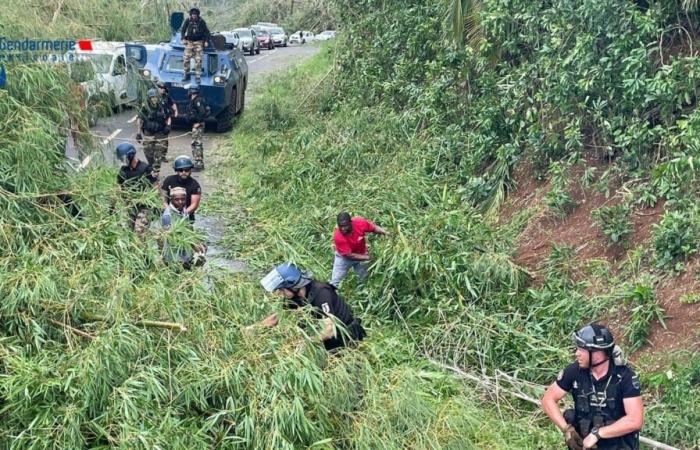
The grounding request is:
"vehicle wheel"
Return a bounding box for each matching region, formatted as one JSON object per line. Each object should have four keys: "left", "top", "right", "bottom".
{"left": 237, "top": 88, "right": 245, "bottom": 115}
{"left": 215, "top": 87, "right": 236, "bottom": 132}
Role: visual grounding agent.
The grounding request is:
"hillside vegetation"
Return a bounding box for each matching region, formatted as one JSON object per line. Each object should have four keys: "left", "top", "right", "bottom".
{"left": 2, "top": 0, "right": 700, "bottom": 448}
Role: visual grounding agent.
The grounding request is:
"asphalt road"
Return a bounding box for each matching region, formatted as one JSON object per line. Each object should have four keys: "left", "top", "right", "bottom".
{"left": 68, "top": 42, "right": 321, "bottom": 271}
{"left": 69, "top": 42, "right": 320, "bottom": 171}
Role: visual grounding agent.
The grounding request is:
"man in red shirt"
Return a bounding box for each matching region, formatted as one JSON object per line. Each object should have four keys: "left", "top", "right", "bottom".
{"left": 331, "top": 211, "right": 389, "bottom": 287}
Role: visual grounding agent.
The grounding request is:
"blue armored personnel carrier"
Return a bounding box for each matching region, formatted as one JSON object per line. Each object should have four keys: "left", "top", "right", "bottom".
{"left": 125, "top": 12, "right": 248, "bottom": 132}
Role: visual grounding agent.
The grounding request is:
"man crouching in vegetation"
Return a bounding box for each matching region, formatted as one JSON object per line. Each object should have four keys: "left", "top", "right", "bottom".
{"left": 541, "top": 324, "right": 644, "bottom": 450}
{"left": 331, "top": 212, "right": 389, "bottom": 288}
{"left": 248, "top": 262, "right": 366, "bottom": 352}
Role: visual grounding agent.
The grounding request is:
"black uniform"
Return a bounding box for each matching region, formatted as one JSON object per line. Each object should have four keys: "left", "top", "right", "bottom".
{"left": 285, "top": 280, "right": 366, "bottom": 351}
{"left": 180, "top": 17, "right": 211, "bottom": 42}
{"left": 161, "top": 174, "right": 201, "bottom": 221}
{"left": 557, "top": 362, "right": 641, "bottom": 449}
{"left": 188, "top": 96, "right": 210, "bottom": 124}
{"left": 117, "top": 160, "right": 157, "bottom": 190}
{"left": 160, "top": 92, "right": 175, "bottom": 114}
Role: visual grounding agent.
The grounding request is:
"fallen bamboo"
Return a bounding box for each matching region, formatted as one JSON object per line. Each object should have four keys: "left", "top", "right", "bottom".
{"left": 81, "top": 314, "right": 187, "bottom": 332}
{"left": 47, "top": 318, "right": 96, "bottom": 340}
{"left": 134, "top": 319, "right": 187, "bottom": 332}
{"left": 429, "top": 359, "right": 681, "bottom": 450}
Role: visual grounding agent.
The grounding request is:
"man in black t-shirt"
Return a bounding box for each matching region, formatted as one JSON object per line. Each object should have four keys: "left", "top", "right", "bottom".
{"left": 250, "top": 262, "right": 366, "bottom": 351}
{"left": 116, "top": 143, "right": 158, "bottom": 234}
{"left": 541, "top": 324, "right": 644, "bottom": 450}
{"left": 161, "top": 155, "right": 201, "bottom": 222}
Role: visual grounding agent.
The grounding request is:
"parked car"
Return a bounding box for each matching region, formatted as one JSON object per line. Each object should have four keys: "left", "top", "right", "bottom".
{"left": 256, "top": 30, "right": 274, "bottom": 50}
{"left": 218, "top": 31, "right": 240, "bottom": 50}
{"left": 290, "top": 31, "right": 314, "bottom": 44}
{"left": 235, "top": 28, "right": 260, "bottom": 55}
{"left": 268, "top": 27, "right": 288, "bottom": 47}
{"left": 316, "top": 30, "right": 337, "bottom": 41}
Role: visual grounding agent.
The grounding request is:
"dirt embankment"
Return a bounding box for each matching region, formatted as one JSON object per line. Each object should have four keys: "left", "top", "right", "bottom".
{"left": 500, "top": 157, "right": 699, "bottom": 360}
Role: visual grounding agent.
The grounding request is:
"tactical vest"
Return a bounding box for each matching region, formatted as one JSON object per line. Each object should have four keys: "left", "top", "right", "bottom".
{"left": 184, "top": 19, "right": 205, "bottom": 41}
{"left": 189, "top": 98, "right": 209, "bottom": 122}
{"left": 572, "top": 366, "right": 638, "bottom": 450}
{"left": 143, "top": 103, "right": 168, "bottom": 135}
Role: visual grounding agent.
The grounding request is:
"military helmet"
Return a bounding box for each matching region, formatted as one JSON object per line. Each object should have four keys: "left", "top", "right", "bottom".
{"left": 188, "top": 83, "right": 200, "bottom": 94}
{"left": 147, "top": 88, "right": 158, "bottom": 98}
{"left": 189, "top": 6, "right": 200, "bottom": 15}
{"left": 115, "top": 142, "right": 136, "bottom": 163}
{"left": 572, "top": 323, "right": 615, "bottom": 351}
{"left": 260, "top": 262, "right": 312, "bottom": 292}
{"left": 173, "top": 155, "right": 194, "bottom": 170}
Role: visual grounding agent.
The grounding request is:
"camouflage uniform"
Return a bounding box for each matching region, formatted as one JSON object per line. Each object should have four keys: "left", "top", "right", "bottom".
{"left": 180, "top": 16, "right": 210, "bottom": 81}
{"left": 138, "top": 100, "right": 170, "bottom": 178}
{"left": 143, "top": 133, "right": 168, "bottom": 177}
{"left": 188, "top": 95, "right": 210, "bottom": 171}
{"left": 191, "top": 125, "right": 204, "bottom": 170}
{"left": 183, "top": 41, "right": 205, "bottom": 80}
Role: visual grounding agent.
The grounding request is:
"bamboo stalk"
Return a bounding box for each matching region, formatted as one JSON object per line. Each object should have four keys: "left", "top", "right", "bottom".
{"left": 47, "top": 318, "right": 96, "bottom": 340}
{"left": 135, "top": 319, "right": 187, "bottom": 332}
{"left": 430, "top": 359, "right": 681, "bottom": 450}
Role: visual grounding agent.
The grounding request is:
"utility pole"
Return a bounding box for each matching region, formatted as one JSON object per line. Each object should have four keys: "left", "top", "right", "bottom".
{"left": 290, "top": 0, "right": 294, "bottom": 15}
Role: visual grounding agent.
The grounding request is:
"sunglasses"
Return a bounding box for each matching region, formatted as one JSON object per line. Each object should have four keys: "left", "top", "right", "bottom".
{"left": 176, "top": 168, "right": 191, "bottom": 173}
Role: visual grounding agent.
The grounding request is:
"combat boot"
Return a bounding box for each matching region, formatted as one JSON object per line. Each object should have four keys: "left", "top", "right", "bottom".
{"left": 182, "top": 73, "right": 191, "bottom": 82}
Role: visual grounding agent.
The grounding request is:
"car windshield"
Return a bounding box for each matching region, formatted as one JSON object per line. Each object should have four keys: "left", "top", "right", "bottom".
{"left": 270, "top": 28, "right": 284, "bottom": 34}
{"left": 258, "top": 31, "right": 270, "bottom": 37}
{"left": 83, "top": 53, "right": 112, "bottom": 74}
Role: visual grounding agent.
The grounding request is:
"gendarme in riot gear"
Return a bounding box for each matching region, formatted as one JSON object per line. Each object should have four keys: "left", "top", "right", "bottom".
{"left": 541, "top": 324, "right": 644, "bottom": 450}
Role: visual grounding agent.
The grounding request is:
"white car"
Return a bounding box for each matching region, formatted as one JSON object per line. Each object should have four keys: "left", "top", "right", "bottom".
{"left": 316, "top": 30, "right": 337, "bottom": 41}
{"left": 290, "top": 31, "right": 314, "bottom": 44}
{"left": 67, "top": 41, "right": 134, "bottom": 108}
{"left": 218, "top": 31, "right": 241, "bottom": 50}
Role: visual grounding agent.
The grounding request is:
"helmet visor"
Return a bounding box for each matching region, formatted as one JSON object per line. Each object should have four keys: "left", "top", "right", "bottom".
{"left": 261, "top": 268, "right": 285, "bottom": 292}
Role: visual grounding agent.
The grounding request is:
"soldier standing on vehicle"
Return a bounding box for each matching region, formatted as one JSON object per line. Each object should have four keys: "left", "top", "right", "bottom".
{"left": 541, "top": 324, "right": 644, "bottom": 450}
{"left": 187, "top": 84, "right": 209, "bottom": 171}
{"left": 136, "top": 88, "right": 171, "bottom": 178}
{"left": 181, "top": 7, "right": 210, "bottom": 83}
{"left": 157, "top": 82, "right": 177, "bottom": 162}
{"left": 115, "top": 143, "right": 158, "bottom": 235}
{"left": 249, "top": 262, "right": 367, "bottom": 352}
{"left": 330, "top": 211, "right": 389, "bottom": 288}
{"left": 161, "top": 155, "right": 201, "bottom": 223}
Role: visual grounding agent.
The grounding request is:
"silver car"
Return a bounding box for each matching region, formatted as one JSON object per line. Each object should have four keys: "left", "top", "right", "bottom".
{"left": 268, "top": 27, "right": 288, "bottom": 47}
{"left": 235, "top": 28, "right": 260, "bottom": 56}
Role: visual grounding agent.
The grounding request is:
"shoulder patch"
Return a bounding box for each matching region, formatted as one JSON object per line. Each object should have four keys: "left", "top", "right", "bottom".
{"left": 557, "top": 369, "right": 564, "bottom": 381}
{"left": 632, "top": 375, "right": 640, "bottom": 390}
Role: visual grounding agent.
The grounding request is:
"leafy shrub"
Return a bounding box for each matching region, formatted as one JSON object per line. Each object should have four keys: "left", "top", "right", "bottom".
{"left": 593, "top": 204, "right": 633, "bottom": 244}
{"left": 618, "top": 282, "right": 665, "bottom": 352}
{"left": 544, "top": 162, "right": 577, "bottom": 218}
{"left": 653, "top": 210, "right": 698, "bottom": 269}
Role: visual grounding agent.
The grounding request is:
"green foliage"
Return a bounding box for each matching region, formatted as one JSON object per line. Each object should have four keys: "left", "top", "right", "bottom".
{"left": 617, "top": 282, "right": 666, "bottom": 352}
{"left": 653, "top": 209, "right": 698, "bottom": 270}
{"left": 544, "top": 162, "right": 577, "bottom": 218}
{"left": 593, "top": 204, "right": 633, "bottom": 244}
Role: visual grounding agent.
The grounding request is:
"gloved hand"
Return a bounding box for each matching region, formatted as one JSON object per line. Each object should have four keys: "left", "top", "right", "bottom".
{"left": 136, "top": 133, "right": 143, "bottom": 143}
{"left": 564, "top": 425, "right": 584, "bottom": 450}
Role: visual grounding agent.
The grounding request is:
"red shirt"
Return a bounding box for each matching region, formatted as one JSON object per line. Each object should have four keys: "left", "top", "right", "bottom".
{"left": 334, "top": 217, "right": 376, "bottom": 256}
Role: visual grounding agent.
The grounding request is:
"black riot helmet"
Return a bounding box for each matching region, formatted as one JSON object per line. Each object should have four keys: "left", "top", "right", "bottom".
{"left": 572, "top": 323, "right": 615, "bottom": 352}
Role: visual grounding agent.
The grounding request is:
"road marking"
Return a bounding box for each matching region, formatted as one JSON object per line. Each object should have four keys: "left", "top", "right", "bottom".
{"left": 102, "top": 128, "right": 122, "bottom": 145}
{"left": 248, "top": 49, "right": 275, "bottom": 64}
{"left": 79, "top": 154, "right": 93, "bottom": 170}
{"left": 127, "top": 115, "right": 138, "bottom": 123}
